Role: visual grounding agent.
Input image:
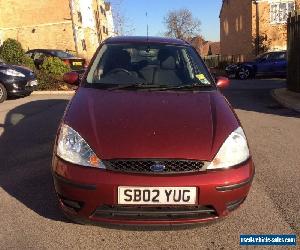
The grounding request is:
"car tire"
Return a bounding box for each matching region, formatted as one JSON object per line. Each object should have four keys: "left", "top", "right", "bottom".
{"left": 237, "top": 67, "right": 251, "bottom": 80}
{"left": 0, "top": 83, "right": 8, "bottom": 103}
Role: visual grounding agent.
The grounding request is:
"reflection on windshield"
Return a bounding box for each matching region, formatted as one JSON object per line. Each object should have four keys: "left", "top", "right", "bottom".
{"left": 52, "top": 51, "right": 74, "bottom": 58}
{"left": 86, "top": 44, "right": 212, "bottom": 88}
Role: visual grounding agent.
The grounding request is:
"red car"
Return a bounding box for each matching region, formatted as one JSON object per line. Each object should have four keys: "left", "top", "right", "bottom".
{"left": 52, "top": 36, "right": 254, "bottom": 225}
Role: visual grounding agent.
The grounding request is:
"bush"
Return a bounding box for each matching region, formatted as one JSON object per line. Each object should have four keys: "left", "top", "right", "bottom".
{"left": 20, "top": 55, "right": 35, "bottom": 69}
{"left": 35, "top": 57, "right": 72, "bottom": 90}
{"left": 35, "top": 71, "right": 71, "bottom": 91}
{"left": 40, "top": 57, "right": 70, "bottom": 76}
{"left": 0, "top": 38, "right": 35, "bottom": 69}
{"left": 217, "top": 61, "right": 229, "bottom": 70}
{"left": 0, "top": 38, "right": 24, "bottom": 64}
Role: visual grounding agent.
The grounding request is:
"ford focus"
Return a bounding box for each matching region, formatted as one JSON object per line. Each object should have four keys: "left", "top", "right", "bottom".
{"left": 52, "top": 36, "right": 255, "bottom": 225}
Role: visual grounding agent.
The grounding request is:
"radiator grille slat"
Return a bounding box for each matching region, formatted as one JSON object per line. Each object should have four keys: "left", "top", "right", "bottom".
{"left": 103, "top": 160, "right": 205, "bottom": 174}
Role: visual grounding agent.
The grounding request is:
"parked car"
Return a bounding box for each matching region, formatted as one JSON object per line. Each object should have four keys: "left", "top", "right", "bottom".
{"left": 0, "top": 61, "right": 38, "bottom": 103}
{"left": 52, "top": 36, "right": 254, "bottom": 225}
{"left": 225, "top": 51, "right": 287, "bottom": 80}
{"left": 26, "top": 49, "right": 86, "bottom": 71}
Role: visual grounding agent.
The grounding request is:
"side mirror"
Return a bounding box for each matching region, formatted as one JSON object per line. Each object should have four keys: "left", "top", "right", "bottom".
{"left": 216, "top": 76, "right": 230, "bottom": 89}
{"left": 63, "top": 72, "right": 79, "bottom": 86}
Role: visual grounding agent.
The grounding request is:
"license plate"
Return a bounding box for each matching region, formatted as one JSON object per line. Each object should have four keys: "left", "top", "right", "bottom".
{"left": 118, "top": 187, "right": 197, "bottom": 205}
{"left": 72, "top": 61, "right": 83, "bottom": 66}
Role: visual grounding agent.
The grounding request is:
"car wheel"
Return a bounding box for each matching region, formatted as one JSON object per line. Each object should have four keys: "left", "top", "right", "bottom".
{"left": 0, "top": 83, "right": 8, "bottom": 103}
{"left": 237, "top": 67, "right": 251, "bottom": 80}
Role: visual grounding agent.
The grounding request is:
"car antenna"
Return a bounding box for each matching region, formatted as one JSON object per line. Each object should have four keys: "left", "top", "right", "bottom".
{"left": 146, "top": 12, "right": 150, "bottom": 52}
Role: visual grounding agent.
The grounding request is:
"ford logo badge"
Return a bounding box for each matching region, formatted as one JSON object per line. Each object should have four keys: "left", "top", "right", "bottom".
{"left": 150, "top": 164, "right": 166, "bottom": 172}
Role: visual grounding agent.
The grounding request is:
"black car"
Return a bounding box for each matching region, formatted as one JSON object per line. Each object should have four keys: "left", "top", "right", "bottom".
{"left": 225, "top": 51, "right": 287, "bottom": 80}
{"left": 26, "top": 49, "right": 86, "bottom": 71}
{"left": 0, "top": 61, "right": 38, "bottom": 103}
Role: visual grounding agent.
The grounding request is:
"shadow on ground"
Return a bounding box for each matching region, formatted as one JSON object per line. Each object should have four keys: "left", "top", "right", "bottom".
{"left": 222, "top": 78, "right": 300, "bottom": 118}
{"left": 0, "top": 80, "right": 298, "bottom": 226}
{"left": 0, "top": 99, "right": 69, "bottom": 222}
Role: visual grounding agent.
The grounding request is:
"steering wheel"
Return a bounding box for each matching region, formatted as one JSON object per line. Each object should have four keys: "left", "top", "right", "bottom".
{"left": 107, "top": 68, "right": 132, "bottom": 76}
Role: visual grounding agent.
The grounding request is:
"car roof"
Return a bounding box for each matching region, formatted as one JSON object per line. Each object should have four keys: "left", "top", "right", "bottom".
{"left": 26, "top": 49, "right": 67, "bottom": 53}
{"left": 267, "top": 51, "right": 287, "bottom": 54}
{"left": 104, "top": 36, "right": 189, "bottom": 46}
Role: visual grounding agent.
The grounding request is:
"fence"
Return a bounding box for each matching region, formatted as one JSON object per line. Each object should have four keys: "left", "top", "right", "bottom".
{"left": 203, "top": 55, "right": 221, "bottom": 68}
{"left": 203, "top": 54, "right": 243, "bottom": 70}
{"left": 287, "top": 11, "right": 300, "bottom": 92}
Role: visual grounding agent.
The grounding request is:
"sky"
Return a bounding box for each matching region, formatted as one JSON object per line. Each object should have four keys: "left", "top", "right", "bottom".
{"left": 116, "top": 0, "right": 222, "bottom": 42}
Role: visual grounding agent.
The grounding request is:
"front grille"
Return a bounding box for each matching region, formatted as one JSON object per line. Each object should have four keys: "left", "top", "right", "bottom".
{"left": 93, "top": 205, "right": 217, "bottom": 220}
{"left": 103, "top": 160, "right": 205, "bottom": 174}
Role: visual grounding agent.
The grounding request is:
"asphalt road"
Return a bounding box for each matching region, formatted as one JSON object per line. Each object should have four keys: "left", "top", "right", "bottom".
{"left": 0, "top": 79, "right": 299, "bottom": 249}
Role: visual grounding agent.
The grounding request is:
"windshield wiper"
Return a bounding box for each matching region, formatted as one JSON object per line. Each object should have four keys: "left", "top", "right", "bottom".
{"left": 107, "top": 83, "right": 168, "bottom": 91}
{"left": 106, "top": 83, "right": 212, "bottom": 91}
{"left": 107, "top": 83, "right": 145, "bottom": 90}
{"left": 154, "top": 83, "right": 212, "bottom": 91}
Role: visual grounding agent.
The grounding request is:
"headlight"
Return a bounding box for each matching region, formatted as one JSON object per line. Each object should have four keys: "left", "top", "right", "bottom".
{"left": 56, "top": 124, "right": 105, "bottom": 168}
{"left": 207, "top": 127, "right": 250, "bottom": 170}
{"left": 0, "top": 69, "right": 25, "bottom": 77}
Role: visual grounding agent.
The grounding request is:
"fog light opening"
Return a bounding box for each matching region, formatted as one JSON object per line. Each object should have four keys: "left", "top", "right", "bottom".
{"left": 59, "top": 195, "right": 84, "bottom": 212}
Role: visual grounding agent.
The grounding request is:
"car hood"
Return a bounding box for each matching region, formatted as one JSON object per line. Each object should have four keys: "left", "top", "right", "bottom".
{"left": 1, "top": 64, "right": 35, "bottom": 77}
{"left": 64, "top": 88, "right": 239, "bottom": 161}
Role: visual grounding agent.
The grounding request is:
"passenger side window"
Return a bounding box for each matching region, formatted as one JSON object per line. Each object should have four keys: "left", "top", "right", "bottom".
{"left": 26, "top": 52, "right": 34, "bottom": 59}
{"left": 269, "top": 53, "right": 286, "bottom": 61}
{"left": 276, "top": 52, "right": 286, "bottom": 60}
{"left": 33, "top": 53, "right": 43, "bottom": 60}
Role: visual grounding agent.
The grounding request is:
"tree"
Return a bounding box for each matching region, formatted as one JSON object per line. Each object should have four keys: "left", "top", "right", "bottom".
{"left": 0, "top": 38, "right": 34, "bottom": 69}
{"left": 164, "top": 9, "right": 201, "bottom": 40}
{"left": 252, "top": 34, "right": 271, "bottom": 55}
{"left": 109, "top": 0, "right": 135, "bottom": 36}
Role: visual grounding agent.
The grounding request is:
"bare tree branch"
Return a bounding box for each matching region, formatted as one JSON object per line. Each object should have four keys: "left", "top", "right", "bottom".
{"left": 107, "top": 0, "right": 135, "bottom": 36}
{"left": 163, "top": 8, "right": 201, "bottom": 41}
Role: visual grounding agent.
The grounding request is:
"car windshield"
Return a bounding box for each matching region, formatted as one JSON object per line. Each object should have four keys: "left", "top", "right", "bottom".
{"left": 255, "top": 53, "right": 269, "bottom": 61}
{"left": 86, "top": 44, "right": 213, "bottom": 88}
{"left": 51, "top": 51, "right": 75, "bottom": 58}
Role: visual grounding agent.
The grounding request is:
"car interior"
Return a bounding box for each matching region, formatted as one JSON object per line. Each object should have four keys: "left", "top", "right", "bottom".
{"left": 90, "top": 45, "right": 209, "bottom": 86}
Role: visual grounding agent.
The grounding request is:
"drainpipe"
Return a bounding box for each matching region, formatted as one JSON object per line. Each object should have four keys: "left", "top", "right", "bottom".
{"left": 253, "top": 0, "right": 260, "bottom": 56}
{"left": 69, "top": 0, "right": 79, "bottom": 56}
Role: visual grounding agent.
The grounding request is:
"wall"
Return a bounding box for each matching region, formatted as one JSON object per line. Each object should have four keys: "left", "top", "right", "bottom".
{"left": 0, "top": 0, "right": 76, "bottom": 52}
{"left": 105, "top": 3, "right": 115, "bottom": 37}
{"left": 71, "top": 0, "right": 109, "bottom": 59}
{"left": 220, "top": 0, "right": 254, "bottom": 62}
{"left": 220, "top": 0, "right": 300, "bottom": 62}
{"left": 253, "top": 0, "right": 300, "bottom": 52}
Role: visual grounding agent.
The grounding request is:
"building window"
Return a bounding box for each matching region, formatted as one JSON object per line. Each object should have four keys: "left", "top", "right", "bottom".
{"left": 100, "top": 6, "right": 106, "bottom": 16}
{"left": 77, "top": 11, "right": 82, "bottom": 23}
{"left": 270, "top": 1, "right": 295, "bottom": 24}
{"left": 103, "top": 26, "right": 106, "bottom": 33}
{"left": 81, "top": 39, "right": 87, "bottom": 51}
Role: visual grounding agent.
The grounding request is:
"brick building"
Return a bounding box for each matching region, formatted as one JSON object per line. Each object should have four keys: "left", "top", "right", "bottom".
{"left": 191, "top": 37, "right": 220, "bottom": 57}
{"left": 220, "top": 0, "right": 300, "bottom": 62}
{"left": 0, "top": 0, "right": 114, "bottom": 60}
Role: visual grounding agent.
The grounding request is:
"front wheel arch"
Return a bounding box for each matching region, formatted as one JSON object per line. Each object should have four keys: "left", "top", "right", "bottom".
{"left": 237, "top": 66, "right": 254, "bottom": 80}
{"left": 0, "top": 83, "right": 8, "bottom": 103}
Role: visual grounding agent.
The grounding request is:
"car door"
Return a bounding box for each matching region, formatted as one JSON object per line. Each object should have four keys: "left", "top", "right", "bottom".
{"left": 269, "top": 52, "right": 287, "bottom": 76}
{"left": 255, "top": 53, "right": 273, "bottom": 76}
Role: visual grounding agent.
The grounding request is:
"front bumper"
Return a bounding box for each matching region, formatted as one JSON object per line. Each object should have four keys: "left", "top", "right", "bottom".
{"left": 52, "top": 156, "right": 255, "bottom": 225}
{"left": 225, "top": 67, "right": 237, "bottom": 78}
{"left": 3, "top": 76, "right": 37, "bottom": 97}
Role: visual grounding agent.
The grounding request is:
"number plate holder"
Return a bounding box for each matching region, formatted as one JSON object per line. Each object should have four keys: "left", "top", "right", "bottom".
{"left": 118, "top": 186, "right": 197, "bottom": 205}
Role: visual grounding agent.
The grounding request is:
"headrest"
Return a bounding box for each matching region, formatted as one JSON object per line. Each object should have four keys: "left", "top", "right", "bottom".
{"left": 161, "top": 56, "right": 176, "bottom": 70}
{"left": 157, "top": 48, "right": 176, "bottom": 62}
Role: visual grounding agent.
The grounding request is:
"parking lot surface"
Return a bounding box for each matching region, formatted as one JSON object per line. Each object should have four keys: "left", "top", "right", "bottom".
{"left": 0, "top": 80, "right": 299, "bottom": 249}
